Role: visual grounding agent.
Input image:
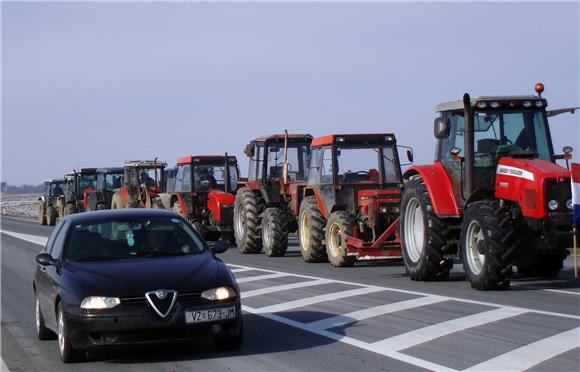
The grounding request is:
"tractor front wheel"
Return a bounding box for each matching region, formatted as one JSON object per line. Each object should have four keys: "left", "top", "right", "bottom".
{"left": 325, "top": 211, "right": 356, "bottom": 267}
{"left": 298, "top": 196, "right": 327, "bottom": 263}
{"left": 262, "top": 208, "right": 288, "bottom": 257}
{"left": 38, "top": 202, "right": 47, "bottom": 225}
{"left": 400, "top": 175, "right": 452, "bottom": 281}
{"left": 460, "top": 200, "right": 516, "bottom": 290}
{"left": 234, "top": 188, "right": 263, "bottom": 254}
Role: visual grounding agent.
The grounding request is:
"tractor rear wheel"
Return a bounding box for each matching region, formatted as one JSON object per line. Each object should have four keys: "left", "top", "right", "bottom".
{"left": 234, "top": 188, "right": 263, "bottom": 254}
{"left": 262, "top": 208, "right": 288, "bottom": 257}
{"left": 325, "top": 211, "right": 356, "bottom": 267}
{"left": 38, "top": 202, "right": 47, "bottom": 225}
{"left": 460, "top": 200, "right": 516, "bottom": 290}
{"left": 298, "top": 196, "right": 327, "bottom": 263}
{"left": 400, "top": 175, "right": 451, "bottom": 281}
{"left": 46, "top": 206, "right": 57, "bottom": 226}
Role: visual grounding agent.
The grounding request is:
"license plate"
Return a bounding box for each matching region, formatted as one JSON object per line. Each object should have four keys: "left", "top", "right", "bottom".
{"left": 185, "top": 307, "right": 236, "bottom": 323}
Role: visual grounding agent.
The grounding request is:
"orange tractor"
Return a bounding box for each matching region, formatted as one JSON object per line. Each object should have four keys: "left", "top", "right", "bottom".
{"left": 234, "top": 133, "right": 312, "bottom": 256}
{"left": 298, "top": 133, "right": 409, "bottom": 266}
{"left": 110, "top": 160, "right": 167, "bottom": 209}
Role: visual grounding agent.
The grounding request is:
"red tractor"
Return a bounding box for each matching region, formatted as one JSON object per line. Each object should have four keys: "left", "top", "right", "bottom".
{"left": 298, "top": 133, "right": 408, "bottom": 266}
{"left": 159, "top": 155, "right": 239, "bottom": 243}
{"left": 400, "top": 84, "right": 577, "bottom": 290}
{"left": 234, "top": 133, "right": 312, "bottom": 256}
{"left": 110, "top": 160, "right": 167, "bottom": 209}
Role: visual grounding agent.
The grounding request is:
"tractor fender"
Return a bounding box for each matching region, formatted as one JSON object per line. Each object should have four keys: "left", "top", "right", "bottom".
{"left": 403, "top": 162, "right": 461, "bottom": 217}
{"left": 155, "top": 193, "right": 172, "bottom": 210}
{"left": 207, "top": 191, "right": 235, "bottom": 223}
{"left": 38, "top": 196, "right": 45, "bottom": 203}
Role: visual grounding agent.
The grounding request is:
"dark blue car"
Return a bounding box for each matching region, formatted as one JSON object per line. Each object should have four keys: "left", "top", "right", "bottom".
{"left": 33, "top": 209, "right": 242, "bottom": 363}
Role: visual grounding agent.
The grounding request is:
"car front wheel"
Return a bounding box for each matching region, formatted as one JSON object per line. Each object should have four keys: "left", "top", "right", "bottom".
{"left": 57, "top": 303, "right": 85, "bottom": 363}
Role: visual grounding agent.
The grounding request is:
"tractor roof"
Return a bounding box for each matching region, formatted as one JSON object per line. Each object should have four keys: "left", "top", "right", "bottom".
{"left": 44, "top": 178, "right": 64, "bottom": 184}
{"left": 79, "top": 168, "right": 98, "bottom": 174}
{"left": 124, "top": 160, "right": 167, "bottom": 168}
{"left": 254, "top": 134, "right": 312, "bottom": 142}
{"left": 311, "top": 133, "right": 397, "bottom": 148}
{"left": 436, "top": 95, "right": 545, "bottom": 112}
{"left": 176, "top": 155, "right": 237, "bottom": 165}
{"left": 96, "top": 167, "right": 124, "bottom": 174}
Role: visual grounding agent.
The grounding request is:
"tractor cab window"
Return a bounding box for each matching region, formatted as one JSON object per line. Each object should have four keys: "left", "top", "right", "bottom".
{"left": 382, "top": 147, "right": 401, "bottom": 184}
{"left": 307, "top": 148, "right": 321, "bottom": 185}
{"left": 49, "top": 183, "right": 64, "bottom": 197}
{"left": 105, "top": 173, "right": 124, "bottom": 191}
{"left": 266, "top": 144, "right": 309, "bottom": 182}
{"left": 79, "top": 174, "right": 97, "bottom": 191}
{"left": 192, "top": 164, "right": 237, "bottom": 192}
{"left": 250, "top": 144, "right": 264, "bottom": 182}
{"left": 138, "top": 168, "right": 162, "bottom": 189}
{"left": 335, "top": 146, "right": 383, "bottom": 184}
{"left": 318, "top": 147, "right": 334, "bottom": 185}
{"left": 63, "top": 178, "right": 76, "bottom": 194}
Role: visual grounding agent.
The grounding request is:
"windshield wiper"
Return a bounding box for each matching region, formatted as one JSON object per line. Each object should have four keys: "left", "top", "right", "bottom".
{"left": 138, "top": 250, "right": 188, "bottom": 258}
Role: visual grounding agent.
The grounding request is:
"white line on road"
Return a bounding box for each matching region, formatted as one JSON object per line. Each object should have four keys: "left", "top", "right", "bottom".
{"left": 543, "top": 289, "right": 580, "bottom": 296}
{"left": 242, "top": 279, "right": 332, "bottom": 298}
{"left": 465, "top": 327, "right": 580, "bottom": 371}
{"left": 307, "top": 295, "right": 448, "bottom": 331}
{"left": 254, "top": 286, "right": 386, "bottom": 313}
{"left": 229, "top": 267, "right": 256, "bottom": 273}
{"left": 0, "top": 230, "right": 47, "bottom": 246}
{"left": 235, "top": 273, "right": 288, "bottom": 283}
{"left": 373, "top": 307, "right": 527, "bottom": 352}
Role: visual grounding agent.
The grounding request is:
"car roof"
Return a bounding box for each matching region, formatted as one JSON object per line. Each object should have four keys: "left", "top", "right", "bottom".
{"left": 62, "top": 208, "right": 180, "bottom": 225}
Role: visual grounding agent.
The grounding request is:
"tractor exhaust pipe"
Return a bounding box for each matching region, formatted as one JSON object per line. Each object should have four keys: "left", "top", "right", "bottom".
{"left": 463, "top": 93, "right": 475, "bottom": 199}
{"left": 224, "top": 152, "right": 230, "bottom": 194}
{"left": 282, "top": 129, "right": 289, "bottom": 185}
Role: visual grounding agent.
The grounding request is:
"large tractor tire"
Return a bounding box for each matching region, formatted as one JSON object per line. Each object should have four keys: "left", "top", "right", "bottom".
{"left": 110, "top": 193, "right": 123, "bottom": 209}
{"left": 38, "top": 202, "right": 47, "bottom": 225}
{"left": 325, "top": 211, "right": 356, "bottom": 267}
{"left": 400, "top": 175, "right": 452, "bottom": 281}
{"left": 46, "top": 206, "right": 57, "bottom": 226}
{"left": 460, "top": 200, "right": 517, "bottom": 290}
{"left": 298, "top": 196, "right": 327, "bottom": 263}
{"left": 262, "top": 208, "right": 288, "bottom": 257}
{"left": 65, "top": 203, "right": 78, "bottom": 216}
{"left": 234, "top": 188, "right": 263, "bottom": 254}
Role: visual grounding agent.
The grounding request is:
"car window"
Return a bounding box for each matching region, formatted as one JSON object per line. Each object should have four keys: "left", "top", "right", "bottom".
{"left": 51, "top": 222, "right": 68, "bottom": 259}
{"left": 64, "top": 216, "right": 206, "bottom": 262}
{"left": 46, "top": 220, "right": 66, "bottom": 255}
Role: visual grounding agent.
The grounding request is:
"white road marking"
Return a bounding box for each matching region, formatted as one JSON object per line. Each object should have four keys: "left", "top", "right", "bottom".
{"left": 465, "top": 327, "right": 580, "bottom": 371}
{"left": 307, "top": 295, "right": 448, "bottom": 330}
{"left": 543, "top": 289, "right": 580, "bottom": 296}
{"left": 373, "top": 307, "right": 527, "bottom": 351}
{"left": 242, "top": 279, "right": 332, "bottom": 298}
{"left": 230, "top": 267, "right": 255, "bottom": 273}
{"left": 254, "top": 286, "right": 386, "bottom": 313}
{"left": 0, "top": 230, "right": 47, "bottom": 246}
{"left": 235, "top": 273, "right": 288, "bottom": 283}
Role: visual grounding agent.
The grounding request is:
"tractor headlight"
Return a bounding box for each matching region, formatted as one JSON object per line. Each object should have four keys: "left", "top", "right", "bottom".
{"left": 490, "top": 101, "right": 500, "bottom": 109}
{"left": 566, "top": 199, "right": 573, "bottom": 210}
{"left": 523, "top": 101, "right": 532, "bottom": 108}
{"left": 535, "top": 100, "right": 544, "bottom": 107}
{"left": 476, "top": 101, "right": 487, "bottom": 109}
{"left": 201, "top": 286, "right": 236, "bottom": 301}
{"left": 547, "top": 200, "right": 559, "bottom": 211}
{"left": 81, "top": 296, "right": 121, "bottom": 310}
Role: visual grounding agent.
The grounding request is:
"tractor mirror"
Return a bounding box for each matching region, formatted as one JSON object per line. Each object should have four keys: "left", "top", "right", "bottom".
{"left": 434, "top": 117, "right": 449, "bottom": 139}
{"left": 406, "top": 149, "right": 414, "bottom": 163}
{"left": 244, "top": 144, "right": 255, "bottom": 157}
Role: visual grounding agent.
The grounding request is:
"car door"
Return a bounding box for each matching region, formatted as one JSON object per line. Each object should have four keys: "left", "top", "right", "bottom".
{"left": 35, "top": 221, "right": 65, "bottom": 326}
{"left": 42, "top": 221, "right": 69, "bottom": 328}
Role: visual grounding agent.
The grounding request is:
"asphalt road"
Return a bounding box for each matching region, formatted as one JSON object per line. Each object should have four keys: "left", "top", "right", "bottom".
{"left": 1, "top": 215, "right": 579, "bottom": 371}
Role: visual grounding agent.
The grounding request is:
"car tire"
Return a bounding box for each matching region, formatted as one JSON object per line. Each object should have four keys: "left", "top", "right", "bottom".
{"left": 325, "top": 211, "right": 356, "bottom": 267}
{"left": 214, "top": 322, "right": 243, "bottom": 351}
{"left": 46, "top": 206, "right": 57, "bottom": 226}
{"left": 35, "top": 297, "right": 56, "bottom": 340}
{"left": 57, "top": 303, "right": 85, "bottom": 363}
{"left": 38, "top": 202, "right": 47, "bottom": 225}
{"left": 298, "top": 196, "right": 327, "bottom": 263}
{"left": 460, "top": 200, "right": 516, "bottom": 290}
{"left": 234, "top": 188, "right": 263, "bottom": 254}
{"left": 400, "top": 175, "right": 452, "bottom": 281}
{"left": 262, "top": 208, "right": 288, "bottom": 257}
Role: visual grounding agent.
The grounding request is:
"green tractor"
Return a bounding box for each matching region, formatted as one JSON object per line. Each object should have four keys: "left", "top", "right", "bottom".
{"left": 38, "top": 179, "right": 65, "bottom": 226}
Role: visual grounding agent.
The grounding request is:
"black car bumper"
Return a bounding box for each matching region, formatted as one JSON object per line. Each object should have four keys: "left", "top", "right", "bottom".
{"left": 65, "top": 298, "right": 241, "bottom": 349}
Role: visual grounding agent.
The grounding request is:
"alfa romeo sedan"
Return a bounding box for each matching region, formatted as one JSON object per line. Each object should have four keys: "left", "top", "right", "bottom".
{"left": 33, "top": 209, "right": 242, "bottom": 363}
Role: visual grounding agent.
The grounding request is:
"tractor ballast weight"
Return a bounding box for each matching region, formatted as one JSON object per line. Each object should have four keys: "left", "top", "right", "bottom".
{"left": 234, "top": 132, "right": 313, "bottom": 256}
{"left": 85, "top": 167, "right": 124, "bottom": 211}
{"left": 111, "top": 160, "right": 167, "bottom": 209}
{"left": 38, "top": 179, "right": 65, "bottom": 226}
{"left": 299, "top": 133, "right": 406, "bottom": 266}
{"left": 160, "top": 154, "right": 239, "bottom": 243}
{"left": 401, "top": 84, "right": 577, "bottom": 290}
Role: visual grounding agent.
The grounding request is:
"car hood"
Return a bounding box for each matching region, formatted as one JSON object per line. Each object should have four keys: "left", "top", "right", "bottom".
{"left": 63, "top": 252, "right": 225, "bottom": 298}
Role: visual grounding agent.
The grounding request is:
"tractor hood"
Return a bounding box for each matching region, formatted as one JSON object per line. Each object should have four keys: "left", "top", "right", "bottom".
{"left": 495, "top": 157, "right": 571, "bottom": 218}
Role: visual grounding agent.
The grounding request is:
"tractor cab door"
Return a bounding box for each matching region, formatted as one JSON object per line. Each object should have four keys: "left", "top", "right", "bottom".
{"left": 308, "top": 146, "right": 336, "bottom": 216}
{"left": 438, "top": 112, "right": 468, "bottom": 204}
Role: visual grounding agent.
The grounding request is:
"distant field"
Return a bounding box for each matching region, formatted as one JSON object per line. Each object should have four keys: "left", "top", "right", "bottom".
{"left": 0, "top": 193, "right": 39, "bottom": 218}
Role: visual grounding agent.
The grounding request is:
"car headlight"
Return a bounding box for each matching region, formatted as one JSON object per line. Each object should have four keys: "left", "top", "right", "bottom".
{"left": 547, "top": 200, "right": 559, "bottom": 211}
{"left": 80, "top": 296, "right": 121, "bottom": 310}
{"left": 566, "top": 199, "right": 573, "bottom": 210}
{"left": 201, "top": 286, "right": 236, "bottom": 301}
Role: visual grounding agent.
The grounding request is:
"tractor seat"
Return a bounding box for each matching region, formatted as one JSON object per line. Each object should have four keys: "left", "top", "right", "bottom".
{"left": 477, "top": 139, "right": 500, "bottom": 154}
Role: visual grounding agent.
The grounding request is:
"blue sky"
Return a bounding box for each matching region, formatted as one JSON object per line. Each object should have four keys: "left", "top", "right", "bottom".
{"left": 2, "top": 1, "right": 579, "bottom": 184}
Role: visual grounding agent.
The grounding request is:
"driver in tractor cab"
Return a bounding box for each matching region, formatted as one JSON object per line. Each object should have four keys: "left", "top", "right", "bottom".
{"left": 139, "top": 171, "right": 156, "bottom": 188}
{"left": 197, "top": 167, "right": 218, "bottom": 190}
{"left": 52, "top": 183, "right": 64, "bottom": 196}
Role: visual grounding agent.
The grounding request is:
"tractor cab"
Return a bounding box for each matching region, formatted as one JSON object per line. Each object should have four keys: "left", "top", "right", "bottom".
{"left": 38, "top": 179, "right": 65, "bottom": 225}
{"left": 85, "top": 167, "right": 124, "bottom": 211}
{"left": 58, "top": 168, "right": 97, "bottom": 215}
{"left": 111, "top": 160, "right": 167, "bottom": 209}
{"left": 299, "top": 133, "right": 405, "bottom": 266}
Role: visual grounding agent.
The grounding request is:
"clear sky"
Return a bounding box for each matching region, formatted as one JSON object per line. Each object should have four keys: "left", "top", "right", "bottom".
{"left": 2, "top": 1, "right": 579, "bottom": 184}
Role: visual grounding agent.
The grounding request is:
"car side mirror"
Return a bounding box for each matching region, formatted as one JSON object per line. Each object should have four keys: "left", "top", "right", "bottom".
{"left": 212, "top": 240, "right": 230, "bottom": 254}
{"left": 244, "top": 143, "right": 255, "bottom": 157}
{"left": 36, "top": 253, "right": 56, "bottom": 267}
{"left": 434, "top": 117, "right": 449, "bottom": 139}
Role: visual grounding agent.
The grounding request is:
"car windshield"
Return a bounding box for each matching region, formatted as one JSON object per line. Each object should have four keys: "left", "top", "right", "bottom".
{"left": 64, "top": 217, "right": 205, "bottom": 261}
